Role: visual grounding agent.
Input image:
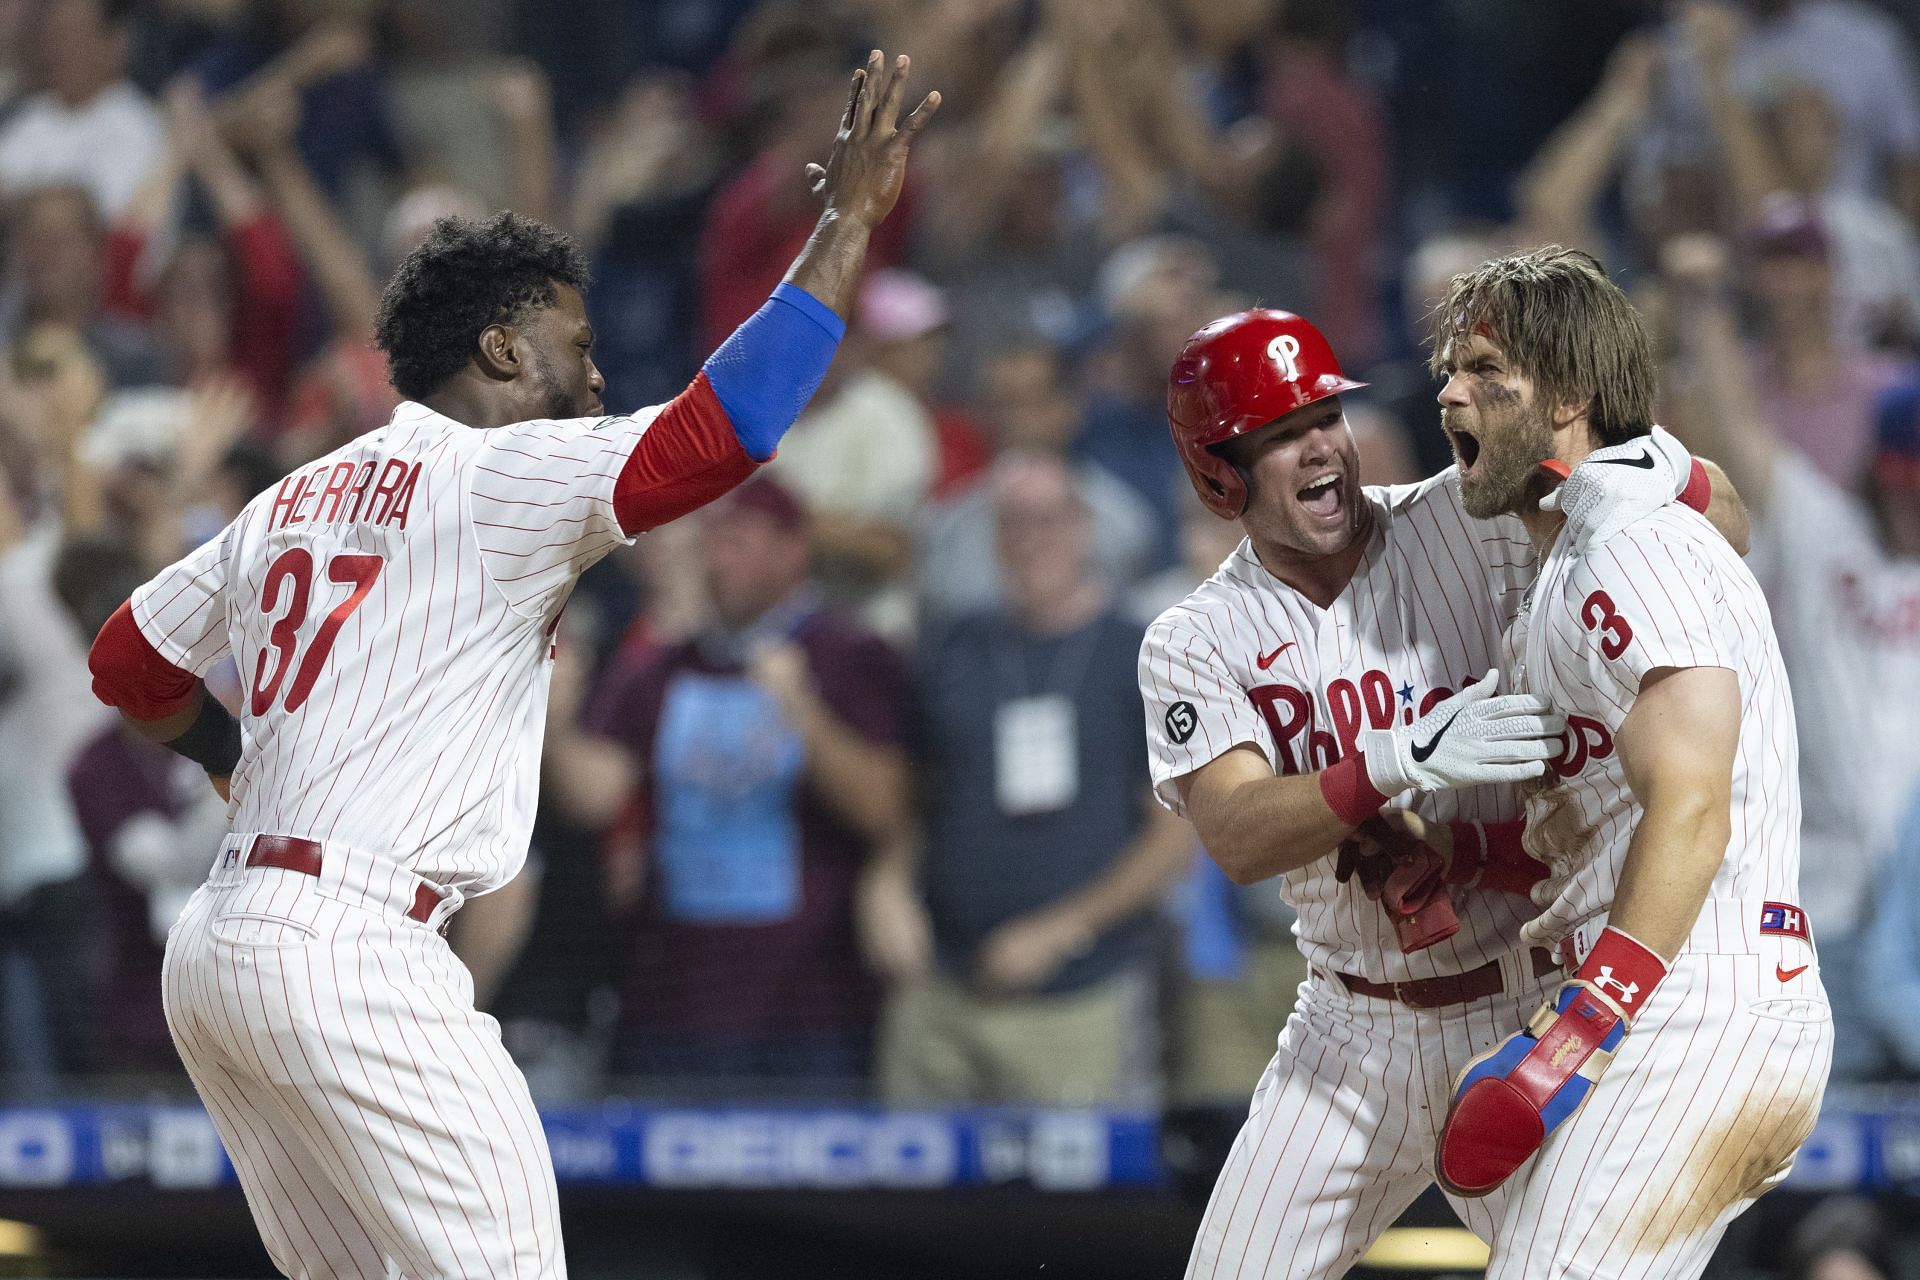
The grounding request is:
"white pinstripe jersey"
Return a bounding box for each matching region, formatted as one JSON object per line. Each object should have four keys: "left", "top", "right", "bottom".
{"left": 1140, "top": 468, "right": 1543, "bottom": 982}
{"left": 129, "top": 400, "right": 659, "bottom": 894}
{"left": 1504, "top": 504, "right": 1803, "bottom": 950}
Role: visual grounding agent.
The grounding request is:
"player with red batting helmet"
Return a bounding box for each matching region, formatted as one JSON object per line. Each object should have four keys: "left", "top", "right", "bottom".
{"left": 1140, "top": 303, "right": 1729, "bottom": 1277}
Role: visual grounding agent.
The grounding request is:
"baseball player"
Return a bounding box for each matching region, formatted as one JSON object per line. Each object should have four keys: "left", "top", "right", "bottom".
{"left": 84, "top": 50, "right": 938, "bottom": 1278}
{"left": 1430, "top": 247, "right": 1831, "bottom": 1278}
{"left": 1140, "top": 308, "right": 1725, "bottom": 1276}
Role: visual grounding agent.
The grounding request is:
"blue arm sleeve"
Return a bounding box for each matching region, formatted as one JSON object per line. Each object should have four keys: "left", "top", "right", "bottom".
{"left": 701, "top": 283, "right": 845, "bottom": 461}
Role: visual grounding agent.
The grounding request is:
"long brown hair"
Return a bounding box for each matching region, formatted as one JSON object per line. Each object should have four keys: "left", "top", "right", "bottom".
{"left": 1429, "top": 246, "right": 1657, "bottom": 447}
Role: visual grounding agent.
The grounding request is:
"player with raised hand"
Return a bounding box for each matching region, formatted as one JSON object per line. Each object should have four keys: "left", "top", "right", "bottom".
{"left": 1430, "top": 246, "right": 1829, "bottom": 1277}
{"left": 1141, "top": 302, "right": 1733, "bottom": 1276}
{"left": 85, "top": 50, "right": 936, "bottom": 1278}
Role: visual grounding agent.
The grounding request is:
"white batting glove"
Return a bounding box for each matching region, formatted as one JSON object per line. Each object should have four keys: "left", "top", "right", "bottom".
{"left": 1540, "top": 425, "right": 1692, "bottom": 551}
{"left": 1361, "top": 669, "right": 1566, "bottom": 795}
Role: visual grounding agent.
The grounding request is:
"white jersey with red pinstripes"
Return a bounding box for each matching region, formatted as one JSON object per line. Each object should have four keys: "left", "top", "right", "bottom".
{"left": 1140, "top": 468, "right": 1541, "bottom": 983}
{"left": 1504, "top": 503, "right": 1803, "bottom": 949}
{"left": 129, "top": 399, "right": 659, "bottom": 895}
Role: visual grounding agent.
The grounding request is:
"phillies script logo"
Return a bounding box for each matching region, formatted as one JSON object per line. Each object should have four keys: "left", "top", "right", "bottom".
{"left": 1549, "top": 715, "right": 1615, "bottom": 779}
{"left": 1249, "top": 671, "right": 1454, "bottom": 775}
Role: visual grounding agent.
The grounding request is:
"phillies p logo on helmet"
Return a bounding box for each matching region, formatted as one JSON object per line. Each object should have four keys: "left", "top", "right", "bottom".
{"left": 1267, "top": 333, "right": 1303, "bottom": 382}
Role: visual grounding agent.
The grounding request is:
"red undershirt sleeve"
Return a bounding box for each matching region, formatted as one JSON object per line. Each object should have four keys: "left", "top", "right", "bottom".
{"left": 89, "top": 600, "right": 199, "bottom": 721}
{"left": 611, "top": 372, "right": 760, "bottom": 535}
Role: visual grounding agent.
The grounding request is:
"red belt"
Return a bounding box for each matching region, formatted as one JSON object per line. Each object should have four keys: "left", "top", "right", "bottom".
{"left": 1337, "top": 948, "right": 1564, "bottom": 1010}
{"left": 247, "top": 835, "right": 444, "bottom": 926}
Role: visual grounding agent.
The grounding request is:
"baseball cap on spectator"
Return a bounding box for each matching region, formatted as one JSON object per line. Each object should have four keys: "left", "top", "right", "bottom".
{"left": 713, "top": 474, "right": 809, "bottom": 531}
{"left": 1745, "top": 191, "right": 1830, "bottom": 260}
{"left": 856, "top": 269, "right": 947, "bottom": 342}
{"left": 1872, "top": 376, "right": 1920, "bottom": 491}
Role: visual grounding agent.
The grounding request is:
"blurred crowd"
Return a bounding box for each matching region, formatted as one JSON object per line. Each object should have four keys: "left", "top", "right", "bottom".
{"left": 0, "top": 0, "right": 1918, "bottom": 1254}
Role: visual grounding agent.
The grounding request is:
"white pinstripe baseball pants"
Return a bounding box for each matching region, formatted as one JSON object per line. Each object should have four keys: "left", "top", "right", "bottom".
{"left": 1186, "top": 929, "right": 1830, "bottom": 1280}
{"left": 161, "top": 844, "right": 564, "bottom": 1279}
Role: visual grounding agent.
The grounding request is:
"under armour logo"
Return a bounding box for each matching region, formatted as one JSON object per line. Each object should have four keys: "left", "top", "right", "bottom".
{"left": 1591, "top": 966, "right": 1640, "bottom": 1005}
{"left": 1267, "top": 334, "right": 1302, "bottom": 382}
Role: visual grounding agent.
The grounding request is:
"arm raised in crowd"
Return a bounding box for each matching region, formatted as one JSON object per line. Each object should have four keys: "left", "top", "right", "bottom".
{"left": 232, "top": 84, "right": 383, "bottom": 343}
{"left": 489, "top": 59, "right": 559, "bottom": 230}
{"left": 1660, "top": 233, "right": 1780, "bottom": 512}
{"left": 1514, "top": 32, "right": 1663, "bottom": 252}
{"left": 1052, "top": 0, "right": 1170, "bottom": 242}
{"left": 918, "top": 36, "right": 1062, "bottom": 260}
{"left": 1683, "top": 1, "right": 1784, "bottom": 228}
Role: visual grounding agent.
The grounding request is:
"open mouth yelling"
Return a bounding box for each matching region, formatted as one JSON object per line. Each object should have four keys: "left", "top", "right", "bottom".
{"left": 1297, "top": 473, "right": 1344, "bottom": 521}
{"left": 1449, "top": 426, "right": 1482, "bottom": 474}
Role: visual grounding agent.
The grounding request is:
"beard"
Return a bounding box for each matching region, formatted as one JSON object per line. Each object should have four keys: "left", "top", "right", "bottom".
{"left": 1450, "top": 397, "right": 1556, "bottom": 520}
{"left": 528, "top": 347, "right": 587, "bottom": 420}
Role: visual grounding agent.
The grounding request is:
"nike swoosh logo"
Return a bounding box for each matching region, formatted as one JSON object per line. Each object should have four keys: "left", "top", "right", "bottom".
{"left": 1776, "top": 963, "right": 1808, "bottom": 982}
{"left": 1410, "top": 710, "right": 1463, "bottom": 763}
{"left": 1594, "top": 452, "right": 1656, "bottom": 469}
{"left": 1256, "top": 642, "right": 1296, "bottom": 670}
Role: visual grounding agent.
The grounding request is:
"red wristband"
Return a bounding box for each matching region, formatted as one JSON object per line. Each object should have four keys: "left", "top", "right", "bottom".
{"left": 1678, "top": 458, "right": 1710, "bottom": 513}
{"left": 1320, "top": 753, "right": 1390, "bottom": 827}
{"left": 1574, "top": 927, "right": 1668, "bottom": 1021}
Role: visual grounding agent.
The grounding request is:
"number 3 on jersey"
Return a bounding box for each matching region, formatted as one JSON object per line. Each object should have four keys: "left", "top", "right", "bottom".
{"left": 251, "top": 549, "right": 384, "bottom": 716}
{"left": 1579, "top": 589, "right": 1633, "bottom": 660}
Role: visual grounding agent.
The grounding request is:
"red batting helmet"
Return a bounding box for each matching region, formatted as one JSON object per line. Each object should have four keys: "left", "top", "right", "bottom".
{"left": 1167, "top": 310, "right": 1367, "bottom": 519}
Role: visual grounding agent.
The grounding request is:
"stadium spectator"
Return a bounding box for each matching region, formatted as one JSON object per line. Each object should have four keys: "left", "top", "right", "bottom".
{"left": 1731, "top": 0, "right": 1920, "bottom": 218}
{"left": 694, "top": 10, "right": 912, "bottom": 351}
{"left": 223, "top": 79, "right": 398, "bottom": 464}
{"left": 0, "top": 335, "right": 116, "bottom": 1078}
{"left": 0, "top": 187, "right": 165, "bottom": 388}
{"left": 858, "top": 269, "right": 990, "bottom": 500}
{"left": 874, "top": 453, "right": 1190, "bottom": 1105}
{"left": 1862, "top": 788, "right": 1920, "bottom": 1079}
{"left": 1076, "top": 235, "right": 1224, "bottom": 571}
{"left": 547, "top": 479, "right": 912, "bottom": 1094}
{"left": 0, "top": 0, "right": 164, "bottom": 218}
{"left": 764, "top": 272, "right": 940, "bottom": 635}
{"left": 1782, "top": 1195, "right": 1898, "bottom": 1280}
{"left": 918, "top": 341, "right": 1157, "bottom": 624}
{"left": 1256, "top": 0, "right": 1390, "bottom": 364}
{"left": 911, "top": 34, "right": 1105, "bottom": 399}
{"left": 61, "top": 535, "right": 220, "bottom": 1076}
{"left": 191, "top": 2, "right": 401, "bottom": 201}
{"left": 570, "top": 73, "right": 726, "bottom": 413}
{"left": 1663, "top": 231, "right": 1920, "bottom": 1081}
{"left": 1740, "top": 195, "right": 1915, "bottom": 489}
{"left": 103, "top": 78, "right": 302, "bottom": 420}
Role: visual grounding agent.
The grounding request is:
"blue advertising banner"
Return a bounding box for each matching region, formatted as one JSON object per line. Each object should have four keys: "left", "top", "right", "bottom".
{"left": 0, "top": 1104, "right": 1166, "bottom": 1192}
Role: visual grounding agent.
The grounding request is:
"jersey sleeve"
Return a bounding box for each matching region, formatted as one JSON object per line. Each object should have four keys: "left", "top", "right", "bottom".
{"left": 473, "top": 375, "right": 759, "bottom": 619}
{"left": 1139, "top": 609, "right": 1267, "bottom": 817}
{"left": 128, "top": 523, "right": 236, "bottom": 676}
{"left": 1548, "top": 523, "right": 1740, "bottom": 733}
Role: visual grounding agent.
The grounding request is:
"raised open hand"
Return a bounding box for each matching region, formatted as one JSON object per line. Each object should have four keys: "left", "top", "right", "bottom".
{"left": 803, "top": 50, "right": 941, "bottom": 229}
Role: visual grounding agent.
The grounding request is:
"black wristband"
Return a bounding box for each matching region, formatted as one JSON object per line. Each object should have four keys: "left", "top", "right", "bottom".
{"left": 165, "top": 695, "right": 243, "bottom": 778}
